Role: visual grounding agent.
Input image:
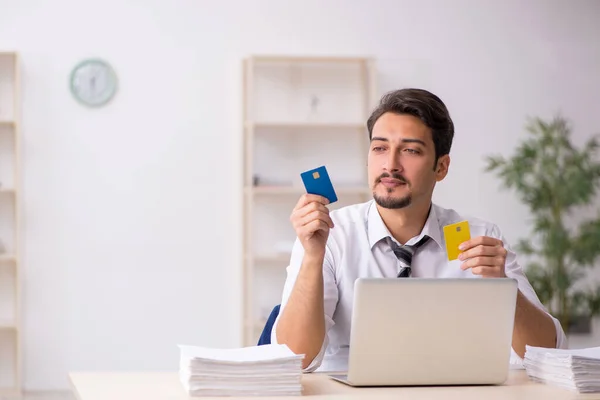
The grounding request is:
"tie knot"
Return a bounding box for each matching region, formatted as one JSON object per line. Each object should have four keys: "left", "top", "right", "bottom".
{"left": 390, "top": 235, "right": 430, "bottom": 253}
{"left": 390, "top": 235, "right": 430, "bottom": 278}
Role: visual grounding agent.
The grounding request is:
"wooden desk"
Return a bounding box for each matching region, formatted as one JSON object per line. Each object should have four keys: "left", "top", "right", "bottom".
{"left": 69, "top": 369, "right": 599, "bottom": 399}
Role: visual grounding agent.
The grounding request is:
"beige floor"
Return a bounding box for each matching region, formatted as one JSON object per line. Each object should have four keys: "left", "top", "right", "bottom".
{"left": 1, "top": 391, "right": 75, "bottom": 400}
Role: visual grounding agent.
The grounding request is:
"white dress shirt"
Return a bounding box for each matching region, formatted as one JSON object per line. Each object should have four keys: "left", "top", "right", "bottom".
{"left": 271, "top": 199, "right": 567, "bottom": 372}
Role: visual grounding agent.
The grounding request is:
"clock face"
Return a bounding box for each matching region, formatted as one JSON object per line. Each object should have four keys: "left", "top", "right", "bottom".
{"left": 70, "top": 59, "right": 118, "bottom": 107}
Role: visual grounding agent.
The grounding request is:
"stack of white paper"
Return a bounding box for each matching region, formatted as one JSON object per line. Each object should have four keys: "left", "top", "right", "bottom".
{"left": 523, "top": 345, "right": 600, "bottom": 393}
{"left": 178, "top": 344, "right": 305, "bottom": 397}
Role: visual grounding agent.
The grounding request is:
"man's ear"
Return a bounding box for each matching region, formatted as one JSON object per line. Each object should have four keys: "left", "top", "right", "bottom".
{"left": 435, "top": 155, "right": 450, "bottom": 182}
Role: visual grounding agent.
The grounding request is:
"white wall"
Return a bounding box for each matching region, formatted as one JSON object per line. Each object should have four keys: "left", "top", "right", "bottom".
{"left": 0, "top": 0, "right": 599, "bottom": 390}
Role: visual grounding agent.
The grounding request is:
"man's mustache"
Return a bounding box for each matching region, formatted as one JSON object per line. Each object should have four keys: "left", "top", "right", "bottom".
{"left": 377, "top": 172, "right": 409, "bottom": 185}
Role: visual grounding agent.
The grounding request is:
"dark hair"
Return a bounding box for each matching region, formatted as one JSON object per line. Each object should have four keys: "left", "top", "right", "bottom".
{"left": 366, "top": 88, "right": 454, "bottom": 163}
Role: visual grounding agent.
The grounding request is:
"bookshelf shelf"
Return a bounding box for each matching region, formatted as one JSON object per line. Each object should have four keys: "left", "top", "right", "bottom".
{"left": 247, "top": 253, "right": 292, "bottom": 264}
{"left": 0, "top": 254, "right": 16, "bottom": 263}
{"left": 245, "top": 186, "right": 371, "bottom": 196}
{"left": 0, "top": 320, "right": 15, "bottom": 329}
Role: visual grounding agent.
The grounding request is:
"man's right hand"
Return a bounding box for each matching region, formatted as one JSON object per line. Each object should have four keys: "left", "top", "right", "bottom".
{"left": 280, "top": 194, "right": 333, "bottom": 368}
{"left": 290, "top": 194, "right": 334, "bottom": 257}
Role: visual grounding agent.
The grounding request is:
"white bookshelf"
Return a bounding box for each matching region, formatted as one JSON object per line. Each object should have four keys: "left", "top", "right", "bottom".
{"left": 241, "top": 55, "right": 377, "bottom": 346}
{"left": 0, "top": 51, "right": 21, "bottom": 396}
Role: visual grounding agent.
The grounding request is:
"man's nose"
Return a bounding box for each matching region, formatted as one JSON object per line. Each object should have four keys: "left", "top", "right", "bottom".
{"left": 383, "top": 152, "right": 402, "bottom": 173}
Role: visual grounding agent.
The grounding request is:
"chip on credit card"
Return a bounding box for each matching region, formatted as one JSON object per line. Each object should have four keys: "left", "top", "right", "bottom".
{"left": 300, "top": 165, "right": 338, "bottom": 204}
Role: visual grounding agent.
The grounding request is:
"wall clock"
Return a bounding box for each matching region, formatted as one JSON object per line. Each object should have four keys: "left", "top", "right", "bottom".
{"left": 69, "top": 58, "right": 118, "bottom": 107}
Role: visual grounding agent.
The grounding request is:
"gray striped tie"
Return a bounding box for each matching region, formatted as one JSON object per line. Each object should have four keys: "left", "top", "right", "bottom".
{"left": 390, "top": 235, "right": 431, "bottom": 278}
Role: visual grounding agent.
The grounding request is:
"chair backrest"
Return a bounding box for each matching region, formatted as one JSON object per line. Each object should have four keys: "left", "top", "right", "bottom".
{"left": 257, "top": 304, "right": 280, "bottom": 346}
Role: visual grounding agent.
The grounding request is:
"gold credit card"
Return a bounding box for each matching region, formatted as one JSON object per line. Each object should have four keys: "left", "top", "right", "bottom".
{"left": 443, "top": 220, "right": 471, "bottom": 261}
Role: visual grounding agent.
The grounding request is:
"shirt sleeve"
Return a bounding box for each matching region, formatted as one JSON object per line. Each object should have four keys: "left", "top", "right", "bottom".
{"left": 270, "top": 237, "right": 339, "bottom": 372}
{"left": 491, "top": 224, "right": 568, "bottom": 353}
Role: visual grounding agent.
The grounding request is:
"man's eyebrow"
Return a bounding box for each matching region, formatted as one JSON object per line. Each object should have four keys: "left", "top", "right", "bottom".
{"left": 370, "top": 137, "right": 426, "bottom": 146}
{"left": 402, "top": 138, "right": 426, "bottom": 146}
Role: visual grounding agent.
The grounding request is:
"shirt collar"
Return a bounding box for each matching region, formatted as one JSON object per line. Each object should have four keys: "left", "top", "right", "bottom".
{"left": 367, "top": 200, "right": 444, "bottom": 249}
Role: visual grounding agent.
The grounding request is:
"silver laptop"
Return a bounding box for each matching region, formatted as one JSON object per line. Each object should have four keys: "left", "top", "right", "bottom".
{"left": 329, "top": 278, "right": 518, "bottom": 387}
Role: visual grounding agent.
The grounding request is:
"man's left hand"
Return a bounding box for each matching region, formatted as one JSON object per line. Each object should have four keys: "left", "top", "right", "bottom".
{"left": 458, "top": 236, "right": 507, "bottom": 278}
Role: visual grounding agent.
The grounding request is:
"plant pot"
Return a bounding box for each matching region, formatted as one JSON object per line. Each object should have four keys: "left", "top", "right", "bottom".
{"left": 567, "top": 315, "right": 592, "bottom": 334}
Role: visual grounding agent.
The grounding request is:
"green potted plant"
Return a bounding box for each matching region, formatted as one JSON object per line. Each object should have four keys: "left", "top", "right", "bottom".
{"left": 484, "top": 115, "right": 600, "bottom": 334}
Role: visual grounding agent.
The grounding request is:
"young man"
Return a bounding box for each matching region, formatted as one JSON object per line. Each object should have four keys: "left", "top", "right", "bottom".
{"left": 271, "top": 88, "right": 566, "bottom": 372}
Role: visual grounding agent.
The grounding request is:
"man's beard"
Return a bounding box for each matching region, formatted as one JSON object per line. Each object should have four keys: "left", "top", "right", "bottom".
{"left": 372, "top": 172, "right": 412, "bottom": 209}
{"left": 374, "top": 192, "right": 412, "bottom": 209}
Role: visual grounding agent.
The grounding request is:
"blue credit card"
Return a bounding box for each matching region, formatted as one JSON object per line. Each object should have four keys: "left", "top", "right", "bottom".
{"left": 300, "top": 165, "right": 338, "bottom": 204}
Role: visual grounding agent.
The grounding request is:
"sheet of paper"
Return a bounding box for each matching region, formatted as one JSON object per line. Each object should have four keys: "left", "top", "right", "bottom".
{"left": 178, "top": 343, "right": 300, "bottom": 362}
{"left": 526, "top": 345, "right": 600, "bottom": 359}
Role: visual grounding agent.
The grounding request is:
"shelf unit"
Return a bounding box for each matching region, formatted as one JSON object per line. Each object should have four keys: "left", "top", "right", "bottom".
{"left": 241, "top": 55, "right": 377, "bottom": 346}
{"left": 0, "top": 51, "right": 21, "bottom": 396}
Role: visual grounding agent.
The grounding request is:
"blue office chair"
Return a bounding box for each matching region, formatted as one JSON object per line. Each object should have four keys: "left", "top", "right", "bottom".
{"left": 257, "top": 304, "right": 280, "bottom": 346}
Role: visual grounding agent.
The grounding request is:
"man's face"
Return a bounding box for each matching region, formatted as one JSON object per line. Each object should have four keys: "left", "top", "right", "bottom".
{"left": 367, "top": 112, "right": 449, "bottom": 209}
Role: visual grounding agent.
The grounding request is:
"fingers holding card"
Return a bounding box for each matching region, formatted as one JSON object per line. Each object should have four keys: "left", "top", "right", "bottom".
{"left": 290, "top": 165, "right": 338, "bottom": 257}
{"left": 443, "top": 220, "right": 471, "bottom": 261}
